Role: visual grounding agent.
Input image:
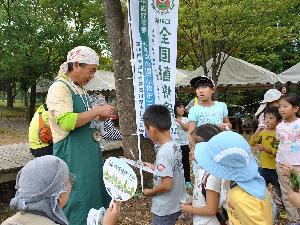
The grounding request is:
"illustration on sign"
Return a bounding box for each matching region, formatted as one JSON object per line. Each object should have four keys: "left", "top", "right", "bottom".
{"left": 103, "top": 157, "right": 137, "bottom": 201}
{"left": 152, "top": 0, "right": 175, "bottom": 14}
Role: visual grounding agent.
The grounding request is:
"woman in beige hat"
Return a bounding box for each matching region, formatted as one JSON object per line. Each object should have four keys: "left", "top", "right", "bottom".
{"left": 46, "top": 46, "right": 115, "bottom": 225}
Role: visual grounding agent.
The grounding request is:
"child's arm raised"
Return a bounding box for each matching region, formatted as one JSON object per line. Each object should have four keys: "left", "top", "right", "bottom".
{"left": 181, "top": 190, "right": 219, "bottom": 216}
{"left": 219, "top": 116, "right": 232, "bottom": 130}
{"left": 176, "top": 118, "right": 189, "bottom": 131}
{"left": 143, "top": 177, "right": 172, "bottom": 197}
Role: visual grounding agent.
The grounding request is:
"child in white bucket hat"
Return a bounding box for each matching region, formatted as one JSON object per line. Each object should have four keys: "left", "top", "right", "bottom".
{"left": 255, "top": 89, "right": 282, "bottom": 129}
{"left": 194, "top": 131, "right": 272, "bottom": 225}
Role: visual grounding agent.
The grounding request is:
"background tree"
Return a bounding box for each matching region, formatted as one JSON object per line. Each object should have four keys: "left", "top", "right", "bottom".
{"left": 102, "top": 0, "right": 155, "bottom": 187}
{"left": 0, "top": 0, "right": 110, "bottom": 119}
{"left": 177, "top": 0, "right": 300, "bottom": 83}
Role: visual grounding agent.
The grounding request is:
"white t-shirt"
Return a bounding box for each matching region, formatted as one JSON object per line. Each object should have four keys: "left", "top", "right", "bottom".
{"left": 193, "top": 168, "right": 221, "bottom": 225}
{"left": 175, "top": 117, "right": 189, "bottom": 146}
{"left": 276, "top": 118, "right": 300, "bottom": 165}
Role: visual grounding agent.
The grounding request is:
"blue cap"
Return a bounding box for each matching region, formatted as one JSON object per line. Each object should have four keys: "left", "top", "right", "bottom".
{"left": 194, "top": 131, "right": 266, "bottom": 200}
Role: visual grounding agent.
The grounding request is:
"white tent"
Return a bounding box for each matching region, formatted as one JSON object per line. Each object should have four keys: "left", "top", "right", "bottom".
{"left": 175, "top": 69, "right": 191, "bottom": 85}
{"left": 178, "top": 54, "right": 279, "bottom": 87}
{"left": 35, "top": 78, "right": 53, "bottom": 93}
{"left": 35, "top": 69, "right": 189, "bottom": 92}
{"left": 278, "top": 62, "right": 300, "bottom": 84}
{"left": 84, "top": 70, "right": 115, "bottom": 91}
{"left": 85, "top": 69, "right": 189, "bottom": 90}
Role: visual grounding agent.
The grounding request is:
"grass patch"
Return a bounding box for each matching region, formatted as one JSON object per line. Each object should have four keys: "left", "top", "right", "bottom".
{"left": 0, "top": 100, "right": 43, "bottom": 119}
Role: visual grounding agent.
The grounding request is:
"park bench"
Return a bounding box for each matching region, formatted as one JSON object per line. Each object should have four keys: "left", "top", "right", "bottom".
{"left": 0, "top": 140, "right": 123, "bottom": 184}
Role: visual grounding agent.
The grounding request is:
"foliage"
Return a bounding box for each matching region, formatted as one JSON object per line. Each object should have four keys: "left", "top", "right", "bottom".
{"left": 0, "top": 0, "right": 111, "bottom": 110}
{"left": 177, "top": 0, "right": 300, "bottom": 82}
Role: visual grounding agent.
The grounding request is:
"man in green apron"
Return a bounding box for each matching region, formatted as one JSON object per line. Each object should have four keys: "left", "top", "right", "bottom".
{"left": 47, "top": 46, "right": 115, "bottom": 225}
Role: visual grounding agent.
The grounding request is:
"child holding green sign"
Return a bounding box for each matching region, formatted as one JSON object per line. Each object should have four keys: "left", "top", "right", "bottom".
{"left": 143, "top": 105, "right": 187, "bottom": 225}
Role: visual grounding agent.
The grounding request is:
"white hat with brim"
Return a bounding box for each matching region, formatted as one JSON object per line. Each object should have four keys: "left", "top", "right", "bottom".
{"left": 194, "top": 131, "right": 266, "bottom": 200}
{"left": 255, "top": 89, "right": 282, "bottom": 116}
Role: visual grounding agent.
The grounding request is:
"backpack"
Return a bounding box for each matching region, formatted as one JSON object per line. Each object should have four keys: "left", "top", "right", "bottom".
{"left": 201, "top": 172, "right": 228, "bottom": 225}
{"left": 38, "top": 111, "right": 53, "bottom": 144}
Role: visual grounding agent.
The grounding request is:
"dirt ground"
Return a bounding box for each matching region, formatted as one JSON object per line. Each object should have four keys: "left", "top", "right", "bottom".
{"left": 0, "top": 117, "right": 29, "bottom": 146}
{"left": 0, "top": 117, "right": 287, "bottom": 224}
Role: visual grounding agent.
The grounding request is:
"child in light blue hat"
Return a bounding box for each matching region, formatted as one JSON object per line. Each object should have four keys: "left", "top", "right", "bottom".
{"left": 194, "top": 131, "right": 272, "bottom": 225}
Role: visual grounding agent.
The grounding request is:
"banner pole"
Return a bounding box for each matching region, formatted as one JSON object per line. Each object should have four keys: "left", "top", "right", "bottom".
{"left": 127, "top": 0, "right": 144, "bottom": 192}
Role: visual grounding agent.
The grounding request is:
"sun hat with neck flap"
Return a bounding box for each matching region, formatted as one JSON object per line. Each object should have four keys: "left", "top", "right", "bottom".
{"left": 255, "top": 89, "right": 282, "bottom": 116}
{"left": 194, "top": 131, "right": 266, "bottom": 200}
{"left": 10, "top": 155, "right": 70, "bottom": 225}
{"left": 57, "top": 46, "right": 99, "bottom": 78}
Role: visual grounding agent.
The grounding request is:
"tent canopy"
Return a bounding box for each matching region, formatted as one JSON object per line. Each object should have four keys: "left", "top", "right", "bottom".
{"left": 84, "top": 70, "right": 115, "bottom": 91}
{"left": 278, "top": 62, "right": 300, "bottom": 84}
{"left": 35, "top": 69, "right": 190, "bottom": 93}
{"left": 178, "top": 54, "right": 279, "bottom": 87}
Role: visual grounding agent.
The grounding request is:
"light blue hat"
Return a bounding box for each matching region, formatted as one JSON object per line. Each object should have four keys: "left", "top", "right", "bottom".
{"left": 194, "top": 131, "right": 266, "bottom": 200}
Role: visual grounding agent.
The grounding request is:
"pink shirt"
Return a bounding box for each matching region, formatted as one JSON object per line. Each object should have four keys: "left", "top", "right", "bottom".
{"left": 276, "top": 118, "right": 300, "bottom": 165}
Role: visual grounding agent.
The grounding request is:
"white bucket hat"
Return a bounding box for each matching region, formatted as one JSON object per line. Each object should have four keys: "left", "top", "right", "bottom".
{"left": 255, "top": 89, "right": 282, "bottom": 116}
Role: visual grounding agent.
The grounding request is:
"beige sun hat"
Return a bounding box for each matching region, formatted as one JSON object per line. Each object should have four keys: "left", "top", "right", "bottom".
{"left": 255, "top": 89, "right": 282, "bottom": 116}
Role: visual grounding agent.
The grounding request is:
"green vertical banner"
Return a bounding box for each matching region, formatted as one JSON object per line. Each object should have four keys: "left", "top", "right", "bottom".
{"left": 129, "top": 0, "right": 179, "bottom": 136}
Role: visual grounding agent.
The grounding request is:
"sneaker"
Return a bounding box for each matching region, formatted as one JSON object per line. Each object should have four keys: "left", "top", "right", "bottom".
{"left": 185, "top": 182, "right": 193, "bottom": 189}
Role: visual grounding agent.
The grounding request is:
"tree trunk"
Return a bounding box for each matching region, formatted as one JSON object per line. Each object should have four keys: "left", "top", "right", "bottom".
{"left": 24, "top": 91, "right": 28, "bottom": 106}
{"left": 6, "top": 84, "right": 14, "bottom": 108}
{"left": 28, "top": 85, "right": 37, "bottom": 121}
{"left": 103, "top": 0, "right": 155, "bottom": 188}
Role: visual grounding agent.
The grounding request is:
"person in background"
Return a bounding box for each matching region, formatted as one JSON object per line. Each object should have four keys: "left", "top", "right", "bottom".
{"left": 2, "top": 155, "right": 120, "bottom": 225}
{"left": 142, "top": 105, "right": 186, "bottom": 225}
{"left": 281, "top": 86, "right": 287, "bottom": 95}
{"left": 28, "top": 104, "right": 53, "bottom": 157}
{"left": 195, "top": 131, "right": 272, "bottom": 225}
{"left": 250, "top": 106, "right": 282, "bottom": 205}
{"left": 187, "top": 75, "right": 231, "bottom": 138}
{"left": 46, "top": 46, "right": 115, "bottom": 225}
{"left": 187, "top": 75, "right": 231, "bottom": 180}
{"left": 185, "top": 96, "right": 198, "bottom": 112}
{"left": 174, "top": 100, "right": 192, "bottom": 189}
{"left": 276, "top": 94, "right": 300, "bottom": 225}
{"left": 254, "top": 89, "right": 282, "bottom": 129}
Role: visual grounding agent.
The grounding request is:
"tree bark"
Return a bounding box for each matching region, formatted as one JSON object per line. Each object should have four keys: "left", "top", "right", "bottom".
{"left": 24, "top": 91, "right": 28, "bottom": 106}
{"left": 6, "top": 80, "right": 16, "bottom": 108}
{"left": 103, "top": 0, "right": 155, "bottom": 188}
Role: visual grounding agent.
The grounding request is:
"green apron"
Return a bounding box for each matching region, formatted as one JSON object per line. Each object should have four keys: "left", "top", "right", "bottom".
{"left": 53, "top": 80, "right": 110, "bottom": 225}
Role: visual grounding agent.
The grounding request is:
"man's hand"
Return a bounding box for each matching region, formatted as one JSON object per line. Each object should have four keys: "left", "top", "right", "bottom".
{"left": 92, "top": 104, "right": 115, "bottom": 120}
